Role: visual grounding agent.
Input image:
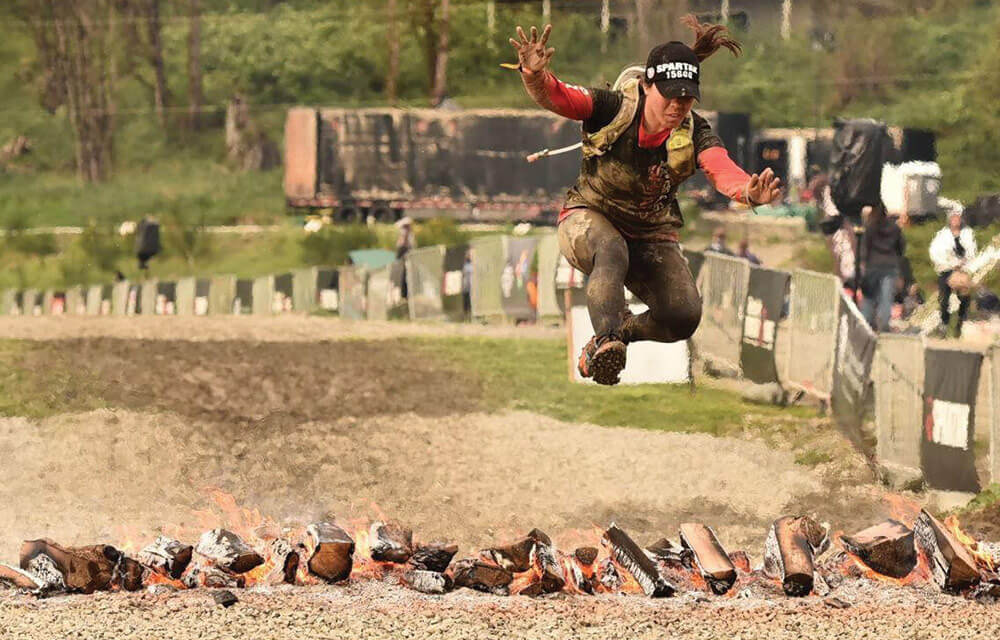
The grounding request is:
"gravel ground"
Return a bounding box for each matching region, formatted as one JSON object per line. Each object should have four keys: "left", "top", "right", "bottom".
{"left": 1, "top": 580, "right": 998, "bottom": 640}
{"left": 0, "top": 315, "right": 563, "bottom": 342}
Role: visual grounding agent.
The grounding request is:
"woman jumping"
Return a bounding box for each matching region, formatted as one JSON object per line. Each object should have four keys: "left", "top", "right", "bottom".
{"left": 509, "top": 16, "right": 782, "bottom": 385}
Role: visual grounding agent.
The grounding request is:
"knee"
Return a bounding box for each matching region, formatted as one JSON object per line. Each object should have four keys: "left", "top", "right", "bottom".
{"left": 651, "top": 298, "right": 701, "bottom": 341}
{"left": 591, "top": 233, "right": 628, "bottom": 269}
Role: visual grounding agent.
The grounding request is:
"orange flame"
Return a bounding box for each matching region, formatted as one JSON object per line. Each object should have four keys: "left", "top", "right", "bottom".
{"left": 943, "top": 515, "right": 996, "bottom": 571}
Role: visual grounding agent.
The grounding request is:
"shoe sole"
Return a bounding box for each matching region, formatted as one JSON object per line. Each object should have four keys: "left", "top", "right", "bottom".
{"left": 590, "top": 342, "right": 626, "bottom": 386}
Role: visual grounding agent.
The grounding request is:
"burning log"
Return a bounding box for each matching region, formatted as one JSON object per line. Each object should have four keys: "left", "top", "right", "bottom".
{"left": 116, "top": 556, "right": 147, "bottom": 592}
{"left": 409, "top": 542, "right": 458, "bottom": 573}
{"left": 304, "top": 522, "right": 355, "bottom": 583}
{"left": 266, "top": 539, "right": 299, "bottom": 585}
{"left": 728, "top": 550, "right": 751, "bottom": 573}
{"left": 574, "top": 547, "right": 598, "bottom": 566}
{"left": 182, "top": 563, "right": 246, "bottom": 589}
{"left": 138, "top": 536, "right": 193, "bottom": 579}
{"left": 369, "top": 522, "right": 413, "bottom": 563}
{"left": 679, "top": 523, "right": 737, "bottom": 595}
{"left": 646, "top": 538, "right": 691, "bottom": 566}
{"left": 451, "top": 558, "right": 513, "bottom": 595}
{"left": 597, "top": 557, "right": 621, "bottom": 591}
{"left": 20, "top": 539, "right": 119, "bottom": 594}
{"left": 403, "top": 569, "right": 453, "bottom": 594}
{"left": 840, "top": 520, "right": 917, "bottom": 579}
{"left": 560, "top": 552, "right": 595, "bottom": 594}
{"left": 25, "top": 555, "right": 65, "bottom": 594}
{"left": 196, "top": 529, "right": 264, "bottom": 574}
{"left": 0, "top": 563, "right": 44, "bottom": 591}
{"left": 481, "top": 537, "right": 535, "bottom": 573}
{"left": 527, "top": 529, "right": 552, "bottom": 545}
{"left": 913, "top": 510, "right": 980, "bottom": 592}
{"left": 763, "top": 516, "right": 827, "bottom": 597}
{"left": 529, "top": 541, "right": 565, "bottom": 594}
{"left": 602, "top": 524, "right": 675, "bottom": 597}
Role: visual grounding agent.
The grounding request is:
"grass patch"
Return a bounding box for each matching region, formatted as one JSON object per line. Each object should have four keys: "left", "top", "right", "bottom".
{"left": 414, "top": 336, "right": 813, "bottom": 437}
{"left": 0, "top": 341, "right": 107, "bottom": 418}
{"left": 795, "top": 449, "right": 834, "bottom": 467}
{"left": 961, "top": 483, "right": 1000, "bottom": 514}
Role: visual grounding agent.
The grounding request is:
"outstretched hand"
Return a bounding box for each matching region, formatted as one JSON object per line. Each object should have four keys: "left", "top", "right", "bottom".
{"left": 509, "top": 24, "right": 554, "bottom": 74}
{"left": 747, "top": 167, "right": 782, "bottom": 206}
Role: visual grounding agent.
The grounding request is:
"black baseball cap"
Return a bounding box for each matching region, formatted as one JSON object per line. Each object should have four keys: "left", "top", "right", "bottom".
{"left": 644, "top": 41, "right": 700, "bottom": 101}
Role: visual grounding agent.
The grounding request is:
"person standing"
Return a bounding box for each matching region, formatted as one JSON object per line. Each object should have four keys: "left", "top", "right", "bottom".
{"left": 859, "top": 204, "right": 905, "bottom": 332}
{"left": 706, "top": 225, "right": 733, "bottom": 256}
{"left": 737, "top": 237, "right": 761, "bottom": 265}
{"left": 930, "top": 208, "right": 977, "bottom": 337}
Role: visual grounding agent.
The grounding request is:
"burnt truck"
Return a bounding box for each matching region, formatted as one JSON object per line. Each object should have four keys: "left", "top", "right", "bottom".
{"left": 283, "top": 106, "right": 759, "bottom": 223}
{"left": 284, "top": 107, "right": 582, "bottom": 223}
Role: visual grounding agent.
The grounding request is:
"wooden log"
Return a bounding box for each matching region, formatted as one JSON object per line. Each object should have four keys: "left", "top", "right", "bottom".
{"left": 574, "top": 547, "right": 598, "bottom": 566}
{"left": 481, "top": 537, "right": 535, "bottom": 573}
{"left": 0, "top": 563, "right": 43, "bottom": 591}
{"left": 195, "top": 529, "right": 264, "bottom": 574}
{"left": 763, "top": 516, "right": 824, "bottom": 597}
{"left": 527, "top": 528, "right": 552, "bottom": 546}
{"left": 602, "top": 524, "right": 675, "bottom": 597}
{"left": 409, "top": 542, "right": 458, "bottom": 573}
{"left": 264, "top": 539, "right": 299, "bottom": 585}
{"left": 530, "top": 541, "right": 565, "bottom": 594}
{"left": 24, "top": 555, "right": 65, "bottom": 593}
{"left": 451, "top": 558, "right": 513, "bottom": 595}
{"left": 20, "top": 539, "right": 118, "bottom": 594}
{"left": 597, "top": 557, "right": 622, "bottom": 591}
{"left": 369, "top": 522, "right": 413, "bottom": 563}
{"left": 679, "top": 523, "right": 737, "bottom": 595}
{"left": 304, "top": 522, "right": 355, "bottom": 583}
{"left": 913, "top": 509, "right": 980, "bottom": 592}
{"left": 646, "top": 537, "right": 691, "bottom": 566}
{"left": 182, "top": 563, "right": 246, "bottom": 589}
{"left": 403, "top": 569, "right": 453, "bottom": 594}
{"left": 116, "top": 556, "right": 147, "bottom": 592}
{"left": 138, "top": 536, "right": 194, "bottom": 579}
{"left": 840, "top": 519, "right": 916, "bottom": 579}
{"left": 728, "top": 550, "right": 751, "bottom": 573}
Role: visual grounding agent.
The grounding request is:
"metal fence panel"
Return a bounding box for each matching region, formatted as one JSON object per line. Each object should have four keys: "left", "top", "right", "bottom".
{"left": 470, "top": 235, "right": 505, "bottom": 319}
{"left": 293, "top": 267, "right": 318, "bottom": 313}
{"left": 406, "top": 245, "right": 446, "bottom": 321}
{"left": 140, "top": 280, "right": 158, "bottom": 315}
{"left": 41, "top": 290, "right": 55, "bottom": 315}
{"left": 536, "top": 232, "right": 561, "bottom": 318}
{"left": 992, "top": 347, "right": 1000, "bottom": 485}
{"left": 874, "top": 333, "right": 924, "bottom": 472}
{"left": 338, "top": 266, "right": 367, "bottom": 320}
{"left": 786, "top": 269, "right": 842, "bottom": 396}
{"left": 210, "top": 275, "right": 236, "bottom": 314}
{"left": 367, "top": 266, "right": 390, "bottom": 321}
{"left": 64, "top": 286, "right": 83, "bottom": 315}
{"left": 111, "top": 283, "right": 129, "bottom": 316}
{"left": 252, "top": 276, "right": 275, "bottom": 316}
{"left": 175, "top": 277, "right": 196, "bottom": 316}
{"left": 22, "top": 289, "right": 39, "bottom": 316}
{"left": 694, "top": 253, "right": 751, "bottom": 370}
{"left": 85, "top": 286, "right": 102, "bottom": 315}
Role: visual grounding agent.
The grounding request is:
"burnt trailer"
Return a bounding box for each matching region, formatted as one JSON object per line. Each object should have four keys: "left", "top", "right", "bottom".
{"left": 284, "top": 107, "right": 582, "bottom": 224}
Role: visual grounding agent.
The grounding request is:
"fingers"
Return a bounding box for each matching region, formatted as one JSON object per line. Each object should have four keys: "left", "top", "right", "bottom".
{"left": 509, "top": 38, "right": 521, "bottom": 51}
{"left": 544, "top": 46, "right": 555, "bottom": 60}
{"left": 540, "top": 24, "right": 552, "bottom": 46}
{"left": 516, "top": 25, "right": 528, "bottom": 44}
{"left": 530, "top": 25, "right": 538, "bottom": 43}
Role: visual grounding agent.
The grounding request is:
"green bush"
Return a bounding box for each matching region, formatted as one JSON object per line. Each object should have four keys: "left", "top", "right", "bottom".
{"left": 300, "top": 224, "right": 379, "bottom": 266}
{"left": 415, "top": 217, "right": 469, "bottom": 248}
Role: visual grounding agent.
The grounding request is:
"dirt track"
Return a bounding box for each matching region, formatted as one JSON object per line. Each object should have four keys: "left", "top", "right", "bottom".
{"left": 0, "top": 317, "right": 988, "bottom": 637}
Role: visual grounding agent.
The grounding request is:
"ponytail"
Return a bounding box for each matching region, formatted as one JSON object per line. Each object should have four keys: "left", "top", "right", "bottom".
{"left": 681, "top": 14, "right": 742, "bottom": 61}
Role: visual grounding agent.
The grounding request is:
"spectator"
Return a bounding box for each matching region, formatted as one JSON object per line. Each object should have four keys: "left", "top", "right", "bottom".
{"left": 706, "top": 226, "right": 733, "bottom": 256}
{"left": 395, "top": 216, "right": 415, "bottom": 259}
{"left": 930, "top": 208, "right": 977, "bottom": 337}
{"left": 737, "top": 237, "right": 761, "bottom": 265}
{"left": 462, "top": 249, "right": 473, "bottom": 319}
{"left": 859, "top": 203, "right": 905, "bottom": 332}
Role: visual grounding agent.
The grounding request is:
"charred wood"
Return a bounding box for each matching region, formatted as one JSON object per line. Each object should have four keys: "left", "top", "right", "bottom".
{"left": 403, "top": 569, "right": 453, "bottom": 594}
{"left": 305, "top": 522, "right": 355, "bottom": 583}
{"left": 182, "top": 563, "right": 246, "bottom": 589}
{"left": 212, "top": 589, "right": 239, "bottom": 608}
{"left": 913, "top": 510, "right": 980, "bottom": 592}
{"left": 574, "top": 547, "right": 598, "bottom": 567}
{"left": 451, "top": 558, "right": 512, "bottom": 595}
{"left": 840, "top": 520, "right": 916, "bottom": 579}
{"left": 138, "top": 536, "right": 193, "bottom": 579}
{"left": 530, "top": 541, "right": 565, "bottom": 594}
{"left": 602, "top": 524, "right": 675, "bottom": 597}
{"left": 0, "top": 563, "right": 43, "bottom": 591}
{"left": 20, "top": 539, "right": 118, "bottom": 594}
{"left": 409, "top": 542, "right": 458, "bottom": 573}
{"left": 763, "top": 516, "right": 825, "bottom": 597}
{"left": 728, "top": 550, "right": 751, "bottom": 573}
{"left": 369, "top": 522, "right": 413, "bottom": 563}
{"left": 195, "top": 529, "right": 263, "bottom": 574}
{"left": 679, "top": 523, "right": 737, "bottom": 595}
{"left": 267, "top": 539, "right": 299, "bottom": 585}
{"left": 481, "top": 537, "right": 534, "bottom": 573}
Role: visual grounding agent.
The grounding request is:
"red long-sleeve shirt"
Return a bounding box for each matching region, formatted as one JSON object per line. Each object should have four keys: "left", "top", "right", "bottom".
{"left": 534, "top": 70, "right": 752, "bottom": 203}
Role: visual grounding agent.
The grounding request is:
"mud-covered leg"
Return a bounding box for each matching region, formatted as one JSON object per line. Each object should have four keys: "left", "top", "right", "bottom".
{"left": 620, "top": 241, "right": 702, "bottom": 344}
{"left": 557, "top": 209, "right": 629, "bottom": 384}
